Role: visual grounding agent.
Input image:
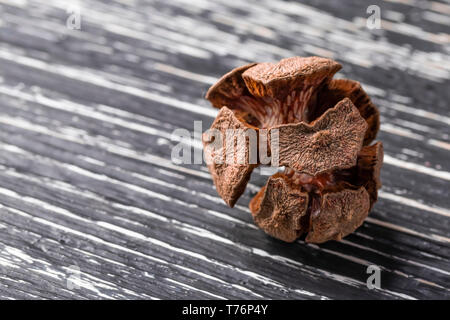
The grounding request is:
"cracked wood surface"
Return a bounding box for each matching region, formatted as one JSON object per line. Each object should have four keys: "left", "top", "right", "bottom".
{"left": 0, "top": 0, "right": 448, "bottom": 299}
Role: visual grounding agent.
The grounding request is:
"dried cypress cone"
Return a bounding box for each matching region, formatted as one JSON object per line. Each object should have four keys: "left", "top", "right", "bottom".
{"left": 203, "top": 56, "right": 383, "bottom": 243}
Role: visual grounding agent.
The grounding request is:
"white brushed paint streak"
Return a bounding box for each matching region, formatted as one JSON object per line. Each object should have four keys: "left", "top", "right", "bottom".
{"left": 383, "top": 155, "right": 450, "bottom": 181}
{"left": 164, "top": 278, "right": 227, "bottom": 299}
{"left": 379, "top": 190, "right": 450, "bottom": 218}
{"left": 0, "top": 122, "right": 448, "bottom": 242}
{"left": 0, "top": 203, "right": 271, "bottom": 299}
{"left": 2, "top": 160, "right": 446, "bottom": 292}
{"left": 2, "top": 88, "right": 450, "bottom": 194}
{"left": 0, "top": 175, "right": 427, "bottom": 298}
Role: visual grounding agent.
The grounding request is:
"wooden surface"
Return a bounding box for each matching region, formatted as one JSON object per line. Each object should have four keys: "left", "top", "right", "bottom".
{"left": 0, "top": 0, "right": 449, "bottom": 300}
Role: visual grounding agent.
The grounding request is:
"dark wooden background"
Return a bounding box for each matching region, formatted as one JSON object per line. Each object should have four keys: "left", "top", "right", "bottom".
{"left": 0, "top": 0, "right": 448, "bottom": 300}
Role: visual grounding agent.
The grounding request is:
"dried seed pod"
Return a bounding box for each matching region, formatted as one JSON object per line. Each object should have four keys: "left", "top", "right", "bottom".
{"left": 205, "top": 63, "right": 257, "bottom": 110}
{"left": 206, "top": 57, "right": 342, "bottom": 128}
{"left": 272, "top": 98, "right": 368, "bottom": 176}
{"left": 357, "top": 142, "right": 384, "bottom": 208}
{"left": 242, "top": 56, "right": 341, "bottom": 99}
{"left": 306, "top": 187, "right": 370, "bottom": 243}
{"left": 203, "top": 107, "right": 258, "bottom": 207}
{"left": 204, "top": 56, "right": 383, "bottom": 243}
{"left": 249, "top": 173, "right": 309, "bottom": 242}
{"left": 314, "top": 79, "right": 380, "bottom": 145}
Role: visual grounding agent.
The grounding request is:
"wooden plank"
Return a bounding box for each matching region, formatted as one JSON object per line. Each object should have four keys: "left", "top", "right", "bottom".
{"left": 0, "top": 0, "right": 448, "bottom": 299}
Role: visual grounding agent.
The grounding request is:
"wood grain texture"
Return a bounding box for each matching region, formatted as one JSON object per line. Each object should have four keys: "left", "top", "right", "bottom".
{"left": 0, "top": 0, "right": 448, "bottom": 300}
